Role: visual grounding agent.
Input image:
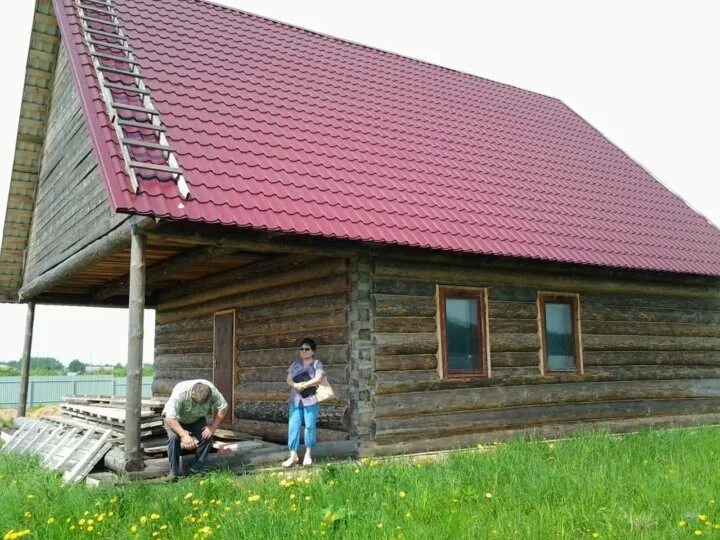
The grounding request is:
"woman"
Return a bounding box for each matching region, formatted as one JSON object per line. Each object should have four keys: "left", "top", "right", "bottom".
{"left": 283, "top": 337, "right": 325, "bottom": 467}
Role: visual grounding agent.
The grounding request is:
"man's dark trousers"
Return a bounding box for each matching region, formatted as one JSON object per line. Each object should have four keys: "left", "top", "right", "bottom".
{"left": 165, "top": 417, "right": 213, "bottom": 476}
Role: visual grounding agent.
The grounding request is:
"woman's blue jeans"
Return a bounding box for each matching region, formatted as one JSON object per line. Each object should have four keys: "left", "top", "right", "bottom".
{"left": 288, "top": 402, "right": 320, "bottom": 451}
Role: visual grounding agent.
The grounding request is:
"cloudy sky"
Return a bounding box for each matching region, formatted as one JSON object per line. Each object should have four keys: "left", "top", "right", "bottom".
{"left": 0, "top": 0, "right": 718, "bottom": 366}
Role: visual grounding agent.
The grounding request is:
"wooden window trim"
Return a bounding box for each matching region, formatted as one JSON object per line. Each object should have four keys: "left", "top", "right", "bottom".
{"left": 538, "top": 293, "right": 583, "bottom": 375}
{"left": 438, "top": 286, "right": 489, "bottom": 379}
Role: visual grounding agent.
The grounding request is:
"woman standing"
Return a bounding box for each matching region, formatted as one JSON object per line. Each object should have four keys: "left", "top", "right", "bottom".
{"left": 283, "top": 337, "right": 325, "bottom": 467}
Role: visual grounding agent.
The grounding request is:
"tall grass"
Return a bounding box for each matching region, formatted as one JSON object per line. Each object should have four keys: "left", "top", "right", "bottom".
{"left": 1, "top": 427, "right": 719, "bottom": 539}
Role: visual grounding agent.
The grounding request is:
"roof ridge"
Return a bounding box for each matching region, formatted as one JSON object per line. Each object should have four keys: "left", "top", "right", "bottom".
{"left": 185, "top": 0, "right": 563, "bottom": 104}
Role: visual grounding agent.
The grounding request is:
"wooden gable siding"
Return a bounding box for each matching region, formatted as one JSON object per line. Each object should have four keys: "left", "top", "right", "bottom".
{"left": 152, "top": 254, "right": 352, "bottom": 442}
{"left": 366, "top": 258, "right": 720, "bottom": 455}
{"left": 22, "top": 43, "right": 131, "bottom": 286}
{"left": 0, "top": 0, "right": 59, "bottom": 301}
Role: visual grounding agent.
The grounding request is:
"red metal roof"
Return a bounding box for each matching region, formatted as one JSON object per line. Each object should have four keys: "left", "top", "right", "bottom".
{"left": 54, "top": 0, "right": 720, "bottom": 276}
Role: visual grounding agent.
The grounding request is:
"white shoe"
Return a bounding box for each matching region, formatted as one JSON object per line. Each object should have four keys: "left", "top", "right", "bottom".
{"left": 302, "top": 455, "right": 312, "bottom": 466}
{"left": 282, "top": 455, "right": 299, "bottom": 468}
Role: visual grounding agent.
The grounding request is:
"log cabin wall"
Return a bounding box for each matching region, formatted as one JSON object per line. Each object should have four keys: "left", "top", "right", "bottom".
{"left": 22, "top": 44, "right": 132, "bottom": 284}
{"left": 153, "top": 255, "right": 352, "bottom": 443}
{"left": 368, "top": 257, "right": 720, "bottom": 455}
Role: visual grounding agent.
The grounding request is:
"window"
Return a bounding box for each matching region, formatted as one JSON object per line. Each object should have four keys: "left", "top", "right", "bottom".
{"left": 439, "top": 287, "right": 488, "bottom": 377}
{"left": 539, "top": 294, "right": 582, "bottom": 374}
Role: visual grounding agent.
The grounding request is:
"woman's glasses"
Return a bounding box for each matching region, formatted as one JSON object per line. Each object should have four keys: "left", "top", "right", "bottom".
{"left": 299, "top": 347, "right": 312, "bottom": 351}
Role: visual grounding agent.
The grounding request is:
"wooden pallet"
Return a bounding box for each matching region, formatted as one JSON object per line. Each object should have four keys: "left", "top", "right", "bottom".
{"left": 1, "top": 420, "right": 113, "bottom": 483}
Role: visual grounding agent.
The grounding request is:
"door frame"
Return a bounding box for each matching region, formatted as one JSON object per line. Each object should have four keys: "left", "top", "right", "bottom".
{"left": 213, "top": 309, "right": 236, "bottom": 425}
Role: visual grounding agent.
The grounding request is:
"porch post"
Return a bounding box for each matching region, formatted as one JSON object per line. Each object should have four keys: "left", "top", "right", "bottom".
{"left": 17, "top": 302, "right": 35, "bottom": 416}
{"left": 124, "top": 226, "right": 146, "bottom": 469}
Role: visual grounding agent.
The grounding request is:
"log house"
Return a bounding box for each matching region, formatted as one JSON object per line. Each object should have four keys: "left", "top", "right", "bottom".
{"left": 2, "top": 0, "right": 720, "bottom": 466}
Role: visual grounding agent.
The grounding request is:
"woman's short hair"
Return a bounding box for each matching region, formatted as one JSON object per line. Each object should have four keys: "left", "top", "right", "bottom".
{"left": 299, "top": 337, "right": 316, "bottom": 351}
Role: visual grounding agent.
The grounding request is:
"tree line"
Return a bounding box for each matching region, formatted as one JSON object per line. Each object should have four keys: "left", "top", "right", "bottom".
{"left": 0, "top": 357, "right": 154, "bottom": 377}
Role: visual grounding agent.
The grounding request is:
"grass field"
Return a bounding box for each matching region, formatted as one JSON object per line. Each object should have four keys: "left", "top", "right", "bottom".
{"left": 1, "top": 427, "right": 720, "bottom": 539}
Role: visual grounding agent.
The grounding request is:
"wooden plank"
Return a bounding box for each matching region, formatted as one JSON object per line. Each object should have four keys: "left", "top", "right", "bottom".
{"left": 374, "top": 294, "right": 436, "bottom": 317}
{"left": 584, "top": 350, "right": 720, "bottom": 367}
{"left": 232, "top": 418, "right": 349, "bottom": 444}
{"left": 373, "top": 333, "right": 438, "bottom": 355}
{"left": 490, "top": 333, "right": 540, "bottom": 352}
{"left": 374, "top": 354, "right": 438, "bottom": 371}
{"left": 582, "top": 320, "right": 720, "bottom": 337}
{"left": 373, "top": 278, "right": 436, "bottom": 296}
{"left": 582, "top": 305, "right": 720, "bottom": 325}
{"left": 234, "top": 400, "right": 349, "bottom": 431}
{"left": 234, "top": 382, "right": 349, "bottom": 404}
{"left": 234, "top": 308, "right": 347, "bottom": 337}
{"left": 583, "top": 335, "right": 720, "bottom": 352}
{"left": 235, "top": 325, "right": 349, "bottom": 351}
{"left": 374, "top": 316, "right": 437, "bottom": 333}
{"left": 237, "top": 344, "right": 349, "bottom": 368}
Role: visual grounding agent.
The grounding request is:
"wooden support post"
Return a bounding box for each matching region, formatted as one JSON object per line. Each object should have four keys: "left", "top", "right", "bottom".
{"left": 124, "top": 227, "right": 146, "bottom": 471}
{"left": 17, "top": 302, "right": 36, "bottom": 417}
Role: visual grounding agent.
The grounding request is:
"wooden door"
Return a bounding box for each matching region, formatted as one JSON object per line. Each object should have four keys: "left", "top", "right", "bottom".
{"left": 213, "top": 310, "right": 235, "bottom": 425}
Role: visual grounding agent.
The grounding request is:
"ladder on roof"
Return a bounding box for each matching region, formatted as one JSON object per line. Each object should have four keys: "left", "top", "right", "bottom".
{"left": 73, "top": 0, "right": 191, "bottom": 199}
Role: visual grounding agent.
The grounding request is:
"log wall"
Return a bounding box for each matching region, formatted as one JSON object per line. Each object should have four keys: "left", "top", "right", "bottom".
{"left": 368, "top": 258, "right": 720, "bottom": 453}
{"left": 153, "top": 255, "right": 351, "bottom": 442}
{"left": 22, "top": 44, "right": 131, "bottom": 284}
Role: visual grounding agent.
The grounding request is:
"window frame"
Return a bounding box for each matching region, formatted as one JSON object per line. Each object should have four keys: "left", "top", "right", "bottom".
{"left": 538, "top": 292, "right": 583, "bottom": 375}
{"left": 438, "top": 286, "right": 490, "bottom": 378}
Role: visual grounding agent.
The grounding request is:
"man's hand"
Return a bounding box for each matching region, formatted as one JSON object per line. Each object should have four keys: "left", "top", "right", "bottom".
{"left": 201, "top": 425, "right": 215, "bottom": 441}
{"left": 180, "top": 434, "right": 197, "bottom": 451}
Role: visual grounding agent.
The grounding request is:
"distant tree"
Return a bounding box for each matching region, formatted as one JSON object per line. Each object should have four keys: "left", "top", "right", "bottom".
{"left": 0, "top": 364, "right": 20, "bottom": 376}
{"left": 114, "top": 363, "right": 123, "bottom": 370}
{"left": 67, "top": 359, "right": 87, "bottom": 373}
{"left": 142, "top": 366, "right": 155, "bottom": 376}
{"left": 113, "top": 366, "right": 127, "bottom": 377}
{"left": 29, "top": 357, "right": 65, "bottom": 371}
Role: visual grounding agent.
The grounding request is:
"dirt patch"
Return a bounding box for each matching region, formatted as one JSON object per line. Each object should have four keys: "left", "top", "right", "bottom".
{"left": 0, "top": 409, "right": 15, "bottom": 422}
{"left": 0, "top": 405, "right": 62, "bottom": 422}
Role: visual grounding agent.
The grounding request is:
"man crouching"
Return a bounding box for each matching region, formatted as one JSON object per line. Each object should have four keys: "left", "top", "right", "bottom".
{"left": 162, "top": 379, "right": 228, "bottom": 479}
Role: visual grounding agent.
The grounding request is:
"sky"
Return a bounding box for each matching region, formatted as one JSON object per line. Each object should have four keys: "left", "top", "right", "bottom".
{"left": 0, "top": 0, "right": 718, "bottom": 366}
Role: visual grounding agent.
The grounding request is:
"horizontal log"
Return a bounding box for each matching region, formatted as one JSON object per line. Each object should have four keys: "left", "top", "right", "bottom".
{"left": 488, "top": 318, "right": 539, "bottom": 334}
{"left": 488, "top": 301, "right": 537, "bottom": 319}
{"left": 583, "top": 335, "right": 720, "bottom": 352}
{"left": 374, "top": 378, "right": 720, "bottom": 418}
{"left": 581, "top": 305, "right": 720, "bottom": 325}
{"left": 236, "top": 365, "right": 349, "bottom": 384}
{"left": 374, "top": 316, "right": 437, "bottom": 333}
{"left": 490, "top": 333, "right": 540, "bottom": 353}
{"left": 374, "top": 294, "right": 436, "bottom": 317}
{"left": 373, "top": 259, "right": 720, "bottom": 299}
{"left": 373, "top": 278, "right": 436, "bottom": 297}
{"left": 237, "top": 292, "right": 348, "bottom": 322}
{"left": 152, "top": 378, "right": 182, "bottom": 395}
{"left": 234, "top": 383, "right": 349, "bottom": 404}
{"left": 373, "top": 366, "right": 720, "bottom": 395}
{"left": 160, "top": 257, "right": 347, "bottom": 311}
{"left": 237, "top": 345, "right": 349, "bottom": 368}
{"left": 581, "top": 292, "right": 720, "bottom": 312}
{"left": 373, "top": 333, "right": 438, "bottom": 355}
{"left": 488, "top": 286, "right": 537, "bottom": 302}
{"left": 374, "top": 354, "right": 438, "bottom": 371}
{"left": 155, "top": 326, "right": 213, "bottom": 345}
{"left": 155, "top": 340, "right": 213, "bottom": 356}
{"left": 232, "top": 418, "right": 349, "bottom": 444}
{"left": 153, "top": 368, "right": 214, "bottom": 381}
{"left": 363, "top": 412, "right": 720, "bottom": 455}
{"left": 582, "top": 320, "right": 720, "bottom": 338}
{"left": 234, "top": 400, "right": 350, "bottom": 431}
{"left": 153, "top": 354, "right": 213, "bottom": 370}
{"left": 156, "top": 274, "right": 348, "bottom": 324}
{"left": 491, "top": 351, "right": 541, "bottom": 368}
{"left": 155, "top": 315, "right": 213, "bottom": 338}
{"left": 373, "top": 398, "right": 720, "bottom": 442}
{"left": 584, "top": 350, "right": 720, "bottom": 367}
{"left": 235, "top": 308, "right": 347, "bottom": 337}
{"left": 236, "top": 325, "right": 349, "bottom": 351}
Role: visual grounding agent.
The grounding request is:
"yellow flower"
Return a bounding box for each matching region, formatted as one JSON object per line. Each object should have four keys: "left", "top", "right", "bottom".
{"left": 87, "top": 526, "right": 94, "bottom": 532}
{"left": 485, "top": 493, "right": 493, "bottom": 499}
{"left": 23, "top": 512, "right": 31, "bottom": 519}
{"left": 695, "top": 531, "right": 703, "bottom": 536}
{"left": 405, "top": 512, "right": 412, "bottom": 518}
{"left": 592, "top": 534, "right": 599, "bottom": 538}
{"left": 399, "top": 491, "right": 406, "bottom": 498}
{"left": 710, "top": 500, "right": 716, "bottom": 505}
{"left": 109, "top": 497, "right": 118, "bottom": 504}
{"left": 679, "top": 521, "right": 688, "bottom": 528}
{"left": 46, "top": 518, "right": 55, "bottom": 525}
{"left": 305, "top": 496, "right": 311, "bottom": 501}
{"left": 140, "top": 516, "right": 148, "bottom": 524}
{"left": 151, "top": 513, "right": 160, "bottom": 520}
{"left": 377, "top": 523, "right": 383, "bottom": 528}
{"left": 79, "top": 519, "right": 86, "bottom": 526}
{"left": 26, "top": 495, "right": 34, "bottom": 500}
{"left": 289, "top": 494, "right": 296, "bottom": 499}
{"left": 152, "top": 533, "right": 159, "bottom": 538}
{"left": 83, "top": 511, "right": 90, "bottom": 516}
{"left": 87, "top": 519, "right": 94, "bottom": 526}
{"left": 160, "top": 525, "right": 168, "bottom": 530}
{"left": 130, "top": 525, "right": 138, "bottom": 534}
{"left": 248, "top": 495, "right": 261, "bottom": 502}
{"left": 108, "top": 511, "right": 114, "bottom": 517}
{"left": 184, "top": 492, "right": 194, "bottom": 500}
{"left": 699, "top": 515, "right": 708, "bottom": 522}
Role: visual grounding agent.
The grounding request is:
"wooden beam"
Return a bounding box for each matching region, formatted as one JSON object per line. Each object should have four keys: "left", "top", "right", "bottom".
{"left": 17, "top": 303, "right": 36, "bottom": 417}
{"left": 92, "top": 245, "right": 238, "bottom": 300}
{"left": 124, "top": 227, "right": 146, "bottom": 471}
{"left": 18, "top": 216, "right": 154, "bottom": 301}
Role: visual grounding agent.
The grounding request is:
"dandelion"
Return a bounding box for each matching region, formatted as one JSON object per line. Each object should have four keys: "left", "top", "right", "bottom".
{"left": 26, "top": 495, "right": 34, "bottom": 500}
{"left": 305, "top": 496, "right": 311, "bottom": 501}
{"left": 87, "top": 526, "right": 94, "bottom": 532}
{"left": 710, "top": 500, "right": 716, "bottom": 505}
{"left": 23, "top": 512, "right": 31, "bottom": 519}
{"left": 695, "top": 531, "right": 703, "bottom": 536}
{"left": 399, "top": 491, "right": 406, "bottom": 499}
{"left": 108, "top": 511, "right": 114, "bottom": 517}
{"left": 485, "top": 493, "right": 493, "bottom": 499}
{"left": 377, "top": 523, "right": 383, "bottom": 528}
{"left": 184, "top": 493, "right": 194, "bottom": 500}
{"left": 592, "top": 534, "right": 599, "bottom": 538}
{"left": 160, "top": 525, "right": 168, "bottom": 530}
{"left": 79, "top": 519, "right": 86, "bottom": 526}
{"left": 109, "top": 497, "right": 118, "bottom": 504}
{"left": 130, "top": 525, "right": 138, "bottom": 534}
{"left": 679, "top": 521, "right": 688, "bottom": 528}
{"left": 248, "top": 495, "right": 261, "bottom": 502}
{"left": 151, "top": 513, "right": 160, "bottom": 520}
{"left": 140, "top": 516, "right": 148, "bottom": 524}
{"left": 476, "top": 443, "right": 484, "bottom": 450}
{"left": 699, "top": 515, "right": 708, "bottom": 522}
{"left": 289, "top": 494, "right": 296, "bottom": 499}
{"left": 47, "top": 518, "right": 55, "bottom": 525}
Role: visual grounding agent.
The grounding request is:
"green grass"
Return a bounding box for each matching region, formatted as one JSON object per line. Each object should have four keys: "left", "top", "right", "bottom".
{"left": 2, "top": 427, "right": 720, "bottom": 539}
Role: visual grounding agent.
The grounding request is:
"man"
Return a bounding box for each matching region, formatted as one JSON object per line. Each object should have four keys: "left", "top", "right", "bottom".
{"left": 162, "top": 379, "right": 228, "bottom": 479}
